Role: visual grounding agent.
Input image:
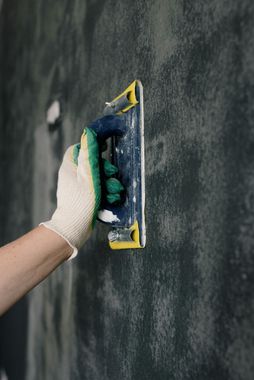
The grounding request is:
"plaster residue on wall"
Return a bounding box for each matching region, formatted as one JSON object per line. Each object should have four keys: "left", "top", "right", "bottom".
{"left": 150, "top": 274, "right": 177, "bottom": 366}
{"left": 2, "top": 0, "right": 254, "bottom": 379}
{"left": 46, "top": 100, "right": 61, "bottom": 125}
{"left": 26, "top": 92, "right": 78, "bottom": 380}
{"left": 26, "top": 263, "right": 77, "bottom": 380}
{"left": 146, "top": 133, "right": 168, "bottom": 177}
{"left": 0, "top": 370, "right": 8, "bottom": 380}
{"left": 32, "top": 124, "right": 56, "bottom": 224}
{"left": 148, "top": 0, "right": 179, "bottom": 70}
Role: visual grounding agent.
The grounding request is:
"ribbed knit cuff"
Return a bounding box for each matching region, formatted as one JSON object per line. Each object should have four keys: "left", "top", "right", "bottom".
{"left": 40, "top": 222, "right": 78, "bottom": 260}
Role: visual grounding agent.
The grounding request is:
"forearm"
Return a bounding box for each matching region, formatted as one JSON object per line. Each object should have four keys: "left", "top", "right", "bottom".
{"left": 0, "top": 225, "right": 72, "bottom": 316}
{"left": 0, "top": 130, "right": 111, "bottom": 315}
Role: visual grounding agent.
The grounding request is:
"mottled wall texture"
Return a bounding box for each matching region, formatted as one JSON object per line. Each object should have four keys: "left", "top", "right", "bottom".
{"left": 1, "top": 0, "right": 254, "bottom": 379}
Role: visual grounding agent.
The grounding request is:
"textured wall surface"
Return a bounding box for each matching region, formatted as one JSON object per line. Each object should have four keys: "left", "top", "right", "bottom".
{"left": 1, "top": 0, "right": 254, "bottom": 379}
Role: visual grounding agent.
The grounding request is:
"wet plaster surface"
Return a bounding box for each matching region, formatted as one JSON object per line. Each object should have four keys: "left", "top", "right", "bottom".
{"left": 1, "top": 0, "right": 254, "bottom": 379}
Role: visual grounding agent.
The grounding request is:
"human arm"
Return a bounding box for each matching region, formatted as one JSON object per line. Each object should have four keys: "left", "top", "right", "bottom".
{"left": 0, "top": 225, "right": 72, "bottom": 316}
{"left": 0, "top": 127, "right": 123, "bottom": 316}
{"left": 0, "top": 129, "right": 96, "bottom": 316}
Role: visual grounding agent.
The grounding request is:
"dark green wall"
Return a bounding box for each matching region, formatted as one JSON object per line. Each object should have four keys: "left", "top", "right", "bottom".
{"left": 1, "top": 0, "right": 254, "bottom": 379}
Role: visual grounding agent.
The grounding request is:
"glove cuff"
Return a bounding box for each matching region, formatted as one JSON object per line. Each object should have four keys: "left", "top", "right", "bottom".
{"left": 40, "top": 222, "right": 78, "bottom": 260}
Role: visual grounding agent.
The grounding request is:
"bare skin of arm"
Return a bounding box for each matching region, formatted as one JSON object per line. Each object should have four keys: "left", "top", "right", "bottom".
{"left": 0, "top": 225, "right": 72, "bottom": 316}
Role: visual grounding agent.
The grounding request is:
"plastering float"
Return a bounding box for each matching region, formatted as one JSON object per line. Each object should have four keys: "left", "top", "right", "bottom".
{"left": 88, "top": 80, "right": 146, "bottom": 250}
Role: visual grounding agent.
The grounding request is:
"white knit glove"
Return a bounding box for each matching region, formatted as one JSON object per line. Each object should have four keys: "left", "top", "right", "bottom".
{"left": 41, "top": 128, "right": 101, "bottom": 259}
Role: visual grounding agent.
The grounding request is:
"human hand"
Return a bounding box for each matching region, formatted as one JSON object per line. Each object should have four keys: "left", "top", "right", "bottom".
{"left": 41, "top": 128, "right": 123, "bottom": 259}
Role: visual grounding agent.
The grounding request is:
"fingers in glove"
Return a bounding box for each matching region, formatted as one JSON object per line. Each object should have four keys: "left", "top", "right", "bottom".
{"left": 106, "top": 193, "right": 121, "bottom": 204}
{"left": 103, "top": 159, "right": 118, "bottom": 177}
{"left": 72, "top": 143, "right": 81, "bottom": 165}
{"left": 77, "top": 128, "right": 98, "bottom": 181}
{"left": 59, "top": 145, "right": 79, "bottom": 175}
{"left": 106, "top": 178, "right": 124, "bottom": 194}
{"left": 77, "top": 128, "right": 101, "bottom": 223}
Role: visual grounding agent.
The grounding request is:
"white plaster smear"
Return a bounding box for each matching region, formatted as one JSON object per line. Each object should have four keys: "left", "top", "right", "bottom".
{"left": 0, "top": 370, "right": 8, "bottom": 380}
{"left": 98, "top": 209, "right": 120, "bottom": 223}
{"left": 46, "top": 100, "right": 60, "bottom": 124}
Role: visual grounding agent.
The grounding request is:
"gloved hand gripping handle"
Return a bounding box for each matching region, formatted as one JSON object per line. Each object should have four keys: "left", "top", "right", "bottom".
{"left": 88, "top": 115, "right": 127, "bottom": 225}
